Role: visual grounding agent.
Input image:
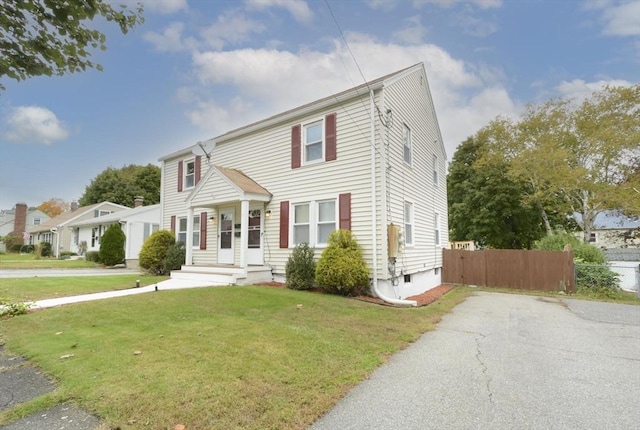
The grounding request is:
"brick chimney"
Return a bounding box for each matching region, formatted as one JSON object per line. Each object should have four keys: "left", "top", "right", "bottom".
{"left": 134, "top": 196, "right": 144, "bottom": 208}
{"left": 13, "top": 203, "right": 27, "bottom": 244}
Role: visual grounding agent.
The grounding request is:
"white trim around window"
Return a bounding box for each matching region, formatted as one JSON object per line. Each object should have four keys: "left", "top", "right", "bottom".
{"left": 433, "top": 154, "right": 439, "bottom": 186}
{"left": 404, "top": 201, "right": 414, "bottom": 246}
{"left": 178, "top": 215, "right": 200, "bottom": 248}
{"left": 290, "top": 197, "right": 338, "bottom": 248}
{"left": 184, "top": 158, "right": 196, "bottom": 190}
{"left": 434, "top": 212, "right": 441, "bottom": 246}
{"left": 403, "top": 123, "right": 412, "bottom": 166}
{"left": 303, "top": 119, "right": 324, "bottom": 164}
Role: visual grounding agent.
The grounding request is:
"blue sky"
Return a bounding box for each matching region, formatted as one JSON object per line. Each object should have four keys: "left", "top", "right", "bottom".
{"left": 0, "top": 0, "right": 638, "bottom": 210}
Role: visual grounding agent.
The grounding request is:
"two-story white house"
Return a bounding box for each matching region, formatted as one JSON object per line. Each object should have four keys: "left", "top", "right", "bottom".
{"left": 159, "top": 63, "right": 448, "bottom": 303}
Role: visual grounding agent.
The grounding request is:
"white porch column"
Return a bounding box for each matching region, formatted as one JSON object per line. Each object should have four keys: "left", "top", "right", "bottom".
{"left": 240, "top": 199, "right": 249, "bottom": 269}
{"left": 185, "top": 207, "right": 194, "bottom": 266}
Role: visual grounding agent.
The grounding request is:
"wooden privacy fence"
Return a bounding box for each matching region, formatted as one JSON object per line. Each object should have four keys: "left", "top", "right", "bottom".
{"left": 442, "top": 248, "right": 575, "bottom": 293}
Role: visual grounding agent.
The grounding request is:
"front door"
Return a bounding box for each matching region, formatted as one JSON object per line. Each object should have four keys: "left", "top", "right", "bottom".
{"left": 218, "top": 208, "right": 234, "bottom": 264}
{"left": 247, "top": 207, "right": 263, "bottom": 265}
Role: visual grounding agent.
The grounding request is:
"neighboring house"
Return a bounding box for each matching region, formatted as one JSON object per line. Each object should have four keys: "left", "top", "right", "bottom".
{"left": 575, "top": 211, "right": 640, "bottom": 248}
{"left": 29, "top": 202, "right": 129, "bottom": 258}
{"left": 0, "top": 203, "right": 51, "bottom": 252}
{"left": 603, "top": 248, "right": 640, "bottom": 292}
{"left": 159, "top": 63, "right": 448, "bottom": 301}
{"left": 68, "top": 202, "right": 160, "bottom": 268}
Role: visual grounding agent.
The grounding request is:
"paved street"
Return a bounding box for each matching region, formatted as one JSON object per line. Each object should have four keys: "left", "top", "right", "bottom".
{"left": 310, "top": 292, "right": 640, "bottom": 430}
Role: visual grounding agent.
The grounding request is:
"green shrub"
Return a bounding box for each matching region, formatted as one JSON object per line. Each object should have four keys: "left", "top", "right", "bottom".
{"left": 100, "top": 224, "right": 126, "bottom": 266}
{"left": 286, "top": 243, "right": 316, "bottom": 290}
{"left": 316, "top": 230, "right": 370, "bottom": 296}
{"left": 573, "top": 243, "right": 605, "bottom": 264}
{"left": 5, "top": 233, "right": 23, "bottom": 253}
{"left": 86, "top": 251, "right": 101, "bottom": 263}
{"left": 163, "top": 242, "right": 186, "bottom": 273}
{"left": 39, "top": 242, "right": 52, "bottom": 257}
{"left": 139, "top": 230, "right": 176, "bottom": 275}
{"left": 20, "top": 245, "right": 35, "bottom": 253}
{"left": 534, "top": 232, "right": 580, "bottom": 251}
{"left": 575, "top": 262, "right": 620, "bottom": 298}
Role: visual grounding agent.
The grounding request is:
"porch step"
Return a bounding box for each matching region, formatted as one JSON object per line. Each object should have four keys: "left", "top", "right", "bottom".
{"left": 169, "top": 265, "right": 273, "bottom": 286}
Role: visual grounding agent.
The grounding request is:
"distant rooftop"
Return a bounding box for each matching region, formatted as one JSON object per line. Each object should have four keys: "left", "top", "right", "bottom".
{"left": 574, "top": 211, "right": 640, "bottom": 229}
{"left": 603, "top": 248, "right": 640, "bottom": 262}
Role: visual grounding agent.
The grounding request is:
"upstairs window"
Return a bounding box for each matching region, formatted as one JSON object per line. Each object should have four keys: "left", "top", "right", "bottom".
{"left": 433, "top": 154, "right": 439, "bottom": 186}
{"left": 184, "top": 159, "right": 196, "bottom": 189}
{"left": 33, "top": 218, "right": 41, "bottom": 225}
{"left": 304, "top": 120, "right": 323, "bottom": 163}
{"left": 403, "top": 124, "right": 412, "bottom": 166}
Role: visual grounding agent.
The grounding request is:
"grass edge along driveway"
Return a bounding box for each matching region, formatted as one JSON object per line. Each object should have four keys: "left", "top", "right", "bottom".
{"left": 0, "top": 285, "right": 471, "bottom": 430}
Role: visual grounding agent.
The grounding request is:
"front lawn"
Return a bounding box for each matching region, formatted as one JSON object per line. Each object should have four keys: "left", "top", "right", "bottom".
{"left": 0, "top": 286, "right": 470, "bottom": 429}
{"left": 0, "top": 253, "right": 99, "bottom": 269}
{"left": 0, "top": 275, "right": 168, "bottom": 302}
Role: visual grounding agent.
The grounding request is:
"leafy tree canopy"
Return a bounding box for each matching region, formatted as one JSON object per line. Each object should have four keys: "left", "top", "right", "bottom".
{"left": 0, "top": 0, "right": 143, "bottom": 89}
{"left": 37, "top": 197, "right": 69, "bottom": 217}
{"left": 79, "top": 164, "right": 160, "bottom": 207}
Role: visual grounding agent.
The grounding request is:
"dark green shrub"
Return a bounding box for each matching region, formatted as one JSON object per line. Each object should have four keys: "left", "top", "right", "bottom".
{"left": 575, "top": 263, "right": 620, "bottom": 298}
{"left": 573, "top": 243, "right": 605, "bottom": 264}
{"left": 163, "top": 242, "right": 186, "bottom": 274}
{"left": 316, "top": 230, "right": 370, "bottom": 296}
{"left": 139, "top": 230, "right": 176, "bottom": 275}
{"left": 86, "top": 251, "right": 101, "bottom": 263}
{"left": 20, "top": 245, "right": 35, "bottom": 253}
{"left": 60, "top": 251, "right": 77, "bottom": 257}
{"left": 100, "top": 224, "right": 126, "bottom": 266}
{"left": 5, "top": 233, "right": 22, "bottom": 253}
{"left": 286, "top": 243, "right": 316, "bottom": 290}
{"left": 39, "top": 242, "right": 52, "bottom": 257}
{"left": 534, "top": 232, "right": 604, "bottom": 264}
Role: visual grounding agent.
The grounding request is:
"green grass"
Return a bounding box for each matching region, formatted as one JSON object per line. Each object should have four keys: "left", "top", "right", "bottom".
{"left": 0, "top": 253, "right": 99, "bottom": 269}
{"left": 0, "top": 275, "right": 168, "bottom": 302}
{"left": 0, "top": 286, "right": 471, "bottom": 430}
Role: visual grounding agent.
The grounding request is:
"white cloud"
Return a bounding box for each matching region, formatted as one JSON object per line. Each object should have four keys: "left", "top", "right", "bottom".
{"left": 413, "top": 0, "right": 502, "bottom": 9}
{"left": 4, "top": 106, "right": 69, "bottom": 145}
{"left": 245, "top": 0, "right": 313, "bottom": 23}
{"left": 393, "top": 15, "right": 427, "bottom": 44}
{"left": 142, "top": 0, "right": 188, "bottom": 15}
{"left": 555, "top": 78, "right": 634, "bottom": 102}
{"left": 601, "top": 1, "right": 640, "bottom": 36}
{"left": 456, "top": 12, "right": 498, "bottom": 37}
{"left": 186, "top": 36, "right": 511, "bottom": 158}
{"left": 144, "top": 22, "right": 194, "bottom": 52}
{"left": 200, "top": 11, "right": 267, "bottom": 50}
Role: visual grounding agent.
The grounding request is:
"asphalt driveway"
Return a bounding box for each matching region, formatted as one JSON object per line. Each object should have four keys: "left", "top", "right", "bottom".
{"left": 310, "top": 292, "right": 640, "bottom": 430}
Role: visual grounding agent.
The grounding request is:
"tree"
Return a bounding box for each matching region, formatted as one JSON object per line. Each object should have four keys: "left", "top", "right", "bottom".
{"left": 0, "top": 0, "right": 143, "bottom": 89}
{"left": 79, "top": 164, "right": 160, "bottom": 207}
{"left": 447, "top": 134, "right": 552, "bottom": 249}
{"left": 99, "top": 223, "right": 125, "bottom": 266}
{"left": 38, "top": 198, "right": 69, "bottom": 217}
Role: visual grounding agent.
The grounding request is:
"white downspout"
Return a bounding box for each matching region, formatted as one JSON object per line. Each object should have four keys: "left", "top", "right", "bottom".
{"left": 370, "top": 89, "right": 417, "bottom": 307}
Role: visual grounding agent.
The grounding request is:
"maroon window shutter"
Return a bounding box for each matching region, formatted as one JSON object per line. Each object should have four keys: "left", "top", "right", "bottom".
{"left": 177, "top": 161, "right": 183, "bottom": 192}
{"left": 200, "top": 212, "right": 207, "bottom": 250}
{"left": 291, "top": 125, "right": 301, "bottom": 169}
{"left": 195, "top": 156, "right": 202, "bottom": 185}
{"left": 325, "top": 113, "right": 337, "bottom": 161}
{"left": 339, "top": 193, "right": 351, "bottom": 231}
{"left": 280, "top": 201, "right": 289, "bottom": 248}
{"left": 170, "top": 215, "right": 176, "bottom": 234}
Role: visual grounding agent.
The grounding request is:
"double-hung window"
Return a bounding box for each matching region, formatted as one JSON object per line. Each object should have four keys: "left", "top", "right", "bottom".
{"left": 178, "top": 216, "right": 200, "bottom": 247}
{"left": 184, "top": 159, "right": 196, "bottom": 189}
{"left": 291, "top": 199, "right": 337, "bottom": 247}
{"left": 304, "top": 120, "right": 323, "bottom": 163}
{"left": 403, "top": 124, "right": 412, "bottom": 166}
{"left": 434, "top": 212, "right": 441, "bottom": 246}
{"left": 433, "top": 154, "right": 439, "bottom": 186}
{"left": 404, "top": 201, "right": 414, "bottom": 246}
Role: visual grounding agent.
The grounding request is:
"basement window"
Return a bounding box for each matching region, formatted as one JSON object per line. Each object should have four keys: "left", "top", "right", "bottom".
{"left": 404, "top": 274, "right": 411, "bottom": 283}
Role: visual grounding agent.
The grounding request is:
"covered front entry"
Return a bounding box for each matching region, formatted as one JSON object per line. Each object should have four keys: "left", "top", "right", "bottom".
{"left": 183, "top": 165, "right": 272, "bottom": 271}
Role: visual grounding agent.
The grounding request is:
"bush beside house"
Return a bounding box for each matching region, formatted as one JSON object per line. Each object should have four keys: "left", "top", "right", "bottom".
{"left": 316, "top": 230, "right": 369, "bottom": 296}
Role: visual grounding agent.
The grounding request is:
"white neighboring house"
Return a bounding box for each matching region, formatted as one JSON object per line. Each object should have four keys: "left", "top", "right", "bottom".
{"left": 158, "top": 63, "right": 449, "bottom": 303}
{"left": 68, "top": 204, "right": 160, "bottom": 268}
{"left": 576, "top": 211, "right": 640, "bottom": 248}
{"left": 29, "top": 202, "right": 129, "bottom": 258}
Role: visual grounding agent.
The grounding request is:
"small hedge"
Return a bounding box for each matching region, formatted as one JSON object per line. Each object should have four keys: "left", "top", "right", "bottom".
{"left": 139, "top": 230, "right": 176, "bottom": 275}
{"left": 100, "top": 224, "right": 126, "bottom": 266}
{"left": 86, "top": 251, "right": 101, "bottom": 263}
{"left": 316, "top": 230, "right": 369, "bottom": 296}
{"left": 286, "top": 243, "right": 316, "bottom": 290}
{"left": 164, "top": 242, "right": 186, "bottom": 273}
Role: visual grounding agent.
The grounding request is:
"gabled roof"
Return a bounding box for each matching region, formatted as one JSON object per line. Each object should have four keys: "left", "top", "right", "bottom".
{"left": 160, "top": 63, "right": 423, "bottom": 162}
{"left": 28, "top": 202, "right": 129, "bottom": 233}
{"left": 186, "top": 165, "right": 271, "bottom": 207}
{"left": 68, "top": 204, "right": 161, "bottom": 227}
{"left": 603, "top": 248, "right": 640, "bottom": 262}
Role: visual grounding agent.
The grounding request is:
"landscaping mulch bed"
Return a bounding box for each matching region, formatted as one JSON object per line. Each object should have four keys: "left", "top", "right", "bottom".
{"left": 256, "top": 282, "right": 455, "bottom": 307}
